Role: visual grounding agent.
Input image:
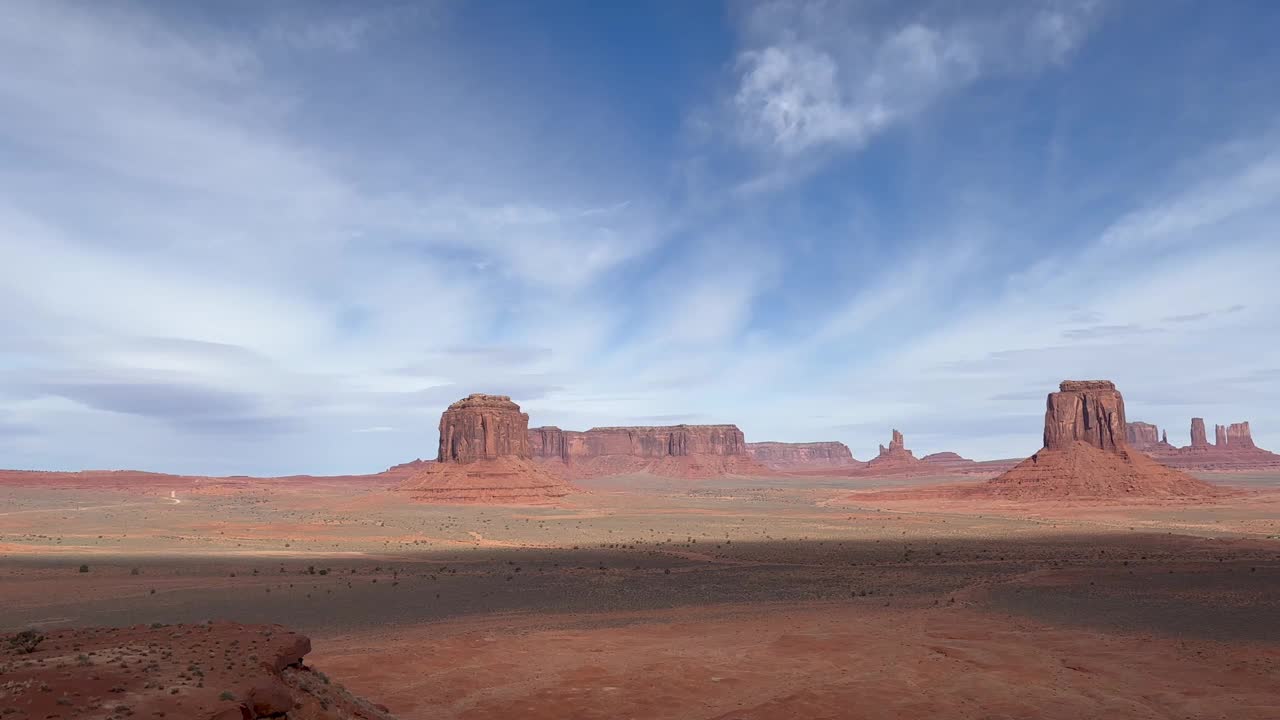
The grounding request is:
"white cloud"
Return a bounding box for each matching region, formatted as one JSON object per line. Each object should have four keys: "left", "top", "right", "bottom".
{"left": 729, "top": 0, "right": 1100, "bottom": 156}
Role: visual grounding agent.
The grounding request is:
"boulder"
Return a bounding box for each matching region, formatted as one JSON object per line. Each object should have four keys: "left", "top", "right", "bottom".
{"left": 244, "top": 681, "right": 293, "bottom": 718}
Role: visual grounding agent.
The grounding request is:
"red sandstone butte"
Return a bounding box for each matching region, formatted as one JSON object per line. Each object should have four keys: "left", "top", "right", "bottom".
{"left": 1136, "top": 417, "right": 1280, "bottom": 471}
{"left": 1227, "top": 421, "right": 1257, "bottom": 449}
{"left": 528, "top": 424, "right": 767, "bottom": 479}
{"left": 865, "top": 429, "right": 921, "bottom": 469}
{"left": 1125, "top": 421, "right": 1160, "bottom": 449}
{"left": 1190, "top": 417, "right": 1209, "bottom": 449}
{"left": 0, "top": 622, "right": 395, "bottom": 720}
{"left": 436, "top": 393, "right": 531, "bottom": 462}
{"left": 399, "top": 394, "right": 572, "bottom": 502}
{"left": 984, "top": 380, "right": 1218, "bottom": 499}
{"left": 745, "top": 441, "right": 856, "bottom": 469}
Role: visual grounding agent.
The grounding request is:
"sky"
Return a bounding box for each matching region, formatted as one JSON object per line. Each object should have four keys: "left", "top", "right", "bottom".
{"left": 2, "top": 0, "right": 1279, "bottom": 475}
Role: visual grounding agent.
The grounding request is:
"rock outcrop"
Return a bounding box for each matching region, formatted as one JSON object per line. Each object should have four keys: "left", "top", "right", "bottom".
{"left": 746, "top": 441, "right": 856, "bottom": 469}
{"left": 436, "top": 394, "right": 531, "bottom": 463}
{"left": 865, "top": 429, "right": 921, "bottom": 470}
{"left": 1044, "top": 381, "right": 1126, "bottom": 453}
{"left": 1227, "top": 422, "right": 1257, "bottom": 449}
{"left": 1190, "top": 417, "right": 1209, "bottom": 449}
{"left": 985, "top": 380, "right": 1218, "bottom": 499}
{"left": 0, "top": 622, "right": 396, "bottom": 720}
{"left": 399, "top": 394, "right": 572, "bottom": 502}
{"left": 1126, "top": 422, "right": 1160, "bottom": 449}
{"left": 1134, "top": 417, "right": 1280, "bottom": 471}
{"left": 528, "top": 424, "right": 767, "bottom": 479}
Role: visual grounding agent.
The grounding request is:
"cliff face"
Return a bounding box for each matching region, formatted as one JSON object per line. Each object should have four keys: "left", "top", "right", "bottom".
{"left": 437, "top": 394, "right": 531, "bottom": 463}
{"left": 1190, "top": 418, "right": 1209, "bottom": 449}
{"left": 528, "top": 425, "right": 569, "bottom": 463}
{"left": 745, "top": 441, "right": 856, "bottom": 468}
{"left": 400, "top": 394, "right": 571, "bottom": 502}
{"left": 1227, "top": 422, "right": 1257, "bottom": 449}
{"left": 1126, "top": 422, "right": 1160, "bottom": 448}
{"left": 527, "top": 424, "right": 766, "bottom": 479}
{"left": 569, "top": 425, "right": 748, "bottom": 458}
{"left": 1043, "top": 381, "right": 1126, "bottom": 453}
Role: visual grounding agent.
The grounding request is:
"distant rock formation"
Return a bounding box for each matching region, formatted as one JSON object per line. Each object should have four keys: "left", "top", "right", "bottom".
{"left": 920, "top": 451, "right": 976, "bottom": 470}
{"left": 1190, "top": 417, "right": 1209, "bottom": 449}
{"left": 1228, "top": 422, "right": 1257, "bottom": 449}
{"left": 528, "top": 425, "right": 570, "bottom": 463}
{"left": 399, "top": 394, "right": 572, "bottom": 502}
{"left": 1133, "top": 417, "right": 1279, "bottom": 471}
{"left": 746, "top": 441, "right": 856, "bottom": 469}
{"left": 985, "top": 380, "right": 1218, "bottom": 499}
{"left": 1125, "top": 422, "right": 1160, "bottom": 449}
{"left": 865, "top": 429, "right": 922, "bottom": 470}
{"left": 528, "top": 424, "right": 767, "bottom": 479}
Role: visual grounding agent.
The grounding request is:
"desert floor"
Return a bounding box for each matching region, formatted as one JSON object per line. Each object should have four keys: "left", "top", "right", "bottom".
{"left": 2, "top": 471, "right": 1279, "bottom": 719}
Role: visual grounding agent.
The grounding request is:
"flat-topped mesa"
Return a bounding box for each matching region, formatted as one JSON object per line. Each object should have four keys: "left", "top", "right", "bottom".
{"left": 1126, "top": 422, "right": 1160, "bottom": 449}
{"left": 1190, "top": 418, "right": 1209, "bottom": 449}
{"left": 527, "top": 424, "right": 767, "bottom": 479}
{"left": 437, "top": 393, "right": 531, "bottom": 463}
{"left": 1215, "top": 424, "right": 1228, "bottom": 448}
{"left": 987, "top": 379, "right": 1218, "bottom": 499}
{"left": 580, "top": 424, "right": 748, "bottom": 457}
{"left": 1043, "top": 380, "right": 1126, "bottom": 453}
{"left": 746, "top": 441, "right": 856, "bottom": 469}
{"left": 1227, "top": 422, "right": 1257, "bottom": 449}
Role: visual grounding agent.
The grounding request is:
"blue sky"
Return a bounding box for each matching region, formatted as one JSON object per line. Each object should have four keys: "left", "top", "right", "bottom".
{"left": 2, "top": 0, "right": 1279, "bottom": 475}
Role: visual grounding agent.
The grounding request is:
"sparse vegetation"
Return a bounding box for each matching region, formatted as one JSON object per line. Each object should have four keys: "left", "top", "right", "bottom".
{"left": 9, "top": 630, "right": 45, "bottom": 654}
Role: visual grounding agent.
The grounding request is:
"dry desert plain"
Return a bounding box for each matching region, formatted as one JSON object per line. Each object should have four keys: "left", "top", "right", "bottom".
{"left": 2, "top": 467, "right": 1280, "bottom": 719}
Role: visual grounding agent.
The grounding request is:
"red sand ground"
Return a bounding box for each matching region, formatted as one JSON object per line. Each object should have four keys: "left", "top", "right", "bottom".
{"left": 3, "top": 466, "right": 1279, "bottom": 719}
{"left": 398, "top": 458, "right": 573, "bottom": 503}
{"left": 313, "top": 602, "right": 1280, "bottom": 720}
